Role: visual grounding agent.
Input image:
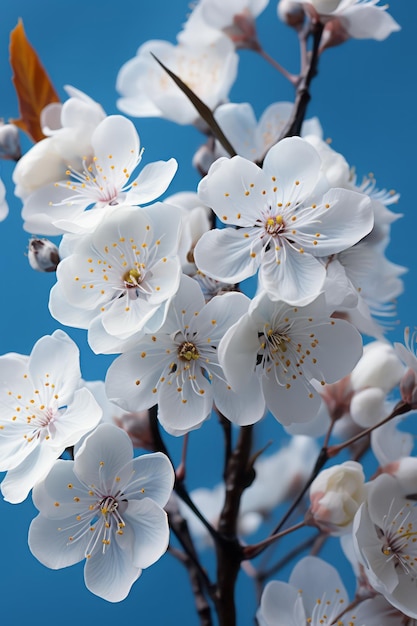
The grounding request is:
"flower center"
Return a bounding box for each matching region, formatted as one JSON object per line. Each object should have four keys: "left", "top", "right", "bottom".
{"left": 123, "top": 267, "right": 141, "bottom": 288}
{"left": 178, "top": 341, "right": 200, "bottom": 361}
{"left": 99, "top": 495, "right": 119, "bottom": 516}
{"left": 379, "top": 503, "right": 417, "bottom": 576}
{"left": 264, "top": 214, "right": 285, "bottom": 236}
{"left": 265, "top": 328, "right": 291, "bottom": 354}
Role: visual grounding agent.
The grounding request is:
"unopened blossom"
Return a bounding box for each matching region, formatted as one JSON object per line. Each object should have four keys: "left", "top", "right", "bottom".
{"left": 277, "top": 0, "right": 305, "bottom": 27}
{"left": 353, "top": 473, "right": 417, "bottom": 618}
{"left": 303, "top": 1, "right": 400, "bottom": 42}
{"left": 194, "top": 136, "right": 373, "bottom": 305}
{"left": 28, "top": 238, "right": 60, "bottom": 273}
{"left": 22, "top": 115, "right": 177, "bottom": 236}
{"left": 0, "top": 121, "right": 21, "bottom": 160}
{"left": 0, "top": 177, "right": 8, "bottom": 222}
{"left": 28, "top": 423, "right": 174, "bottom": 602}
{"left": 308, "top": 460, "right": 365, "bottom": 535}
{"left": 218, "top": 291, "right": 363, "bottom": 426}
{"left": 13, "top": 86, "right": 106, "bottom": 199}
{"left": 257, "top": 556, "right": 402, "bottom": 626}
{"left": 49, "top": 204, "right": 182, "bottom": 355}
{"left": 106, "top": 275, "right": 265, "bottom": 435}
{"left": 0, "top": 330, "right": 102, "bottom": 503}
{"left": 116, "top": 38, "right": 238, "bottom": 126}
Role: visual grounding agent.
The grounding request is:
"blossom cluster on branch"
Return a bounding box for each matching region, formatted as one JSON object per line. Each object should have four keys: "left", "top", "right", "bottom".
{"left": 1, "top": 1, "right": 415, "bottom": 625}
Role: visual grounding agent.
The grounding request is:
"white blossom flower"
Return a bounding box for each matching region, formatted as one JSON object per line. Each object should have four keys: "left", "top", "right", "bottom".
{"left": 194, "top": 136, "right": 373, "bottom": 305}
{"left": 0, "top": 330, "right": 102, "bottom": 503}
{"left": 49, "top": 204, "right": 182, "bottom": 354}
{"left": 21, "top": 115, "right": 177, "bottom": 236}
{"left": 28, "top": 423, "right": 174, "bottom": 602}
{"left": 257, "top": 555, "right": 402, "bottom": 626}
{"left": 106, "top": 275, "right": 265, "bottom": 435}
{"left": 116, "top": 38, "right": 238, "bottom": 126}
{"left": 353, "top": 473, "right": 417, "bottom": 618}
{"left": 308, "top": 460, "right": 366, "bottom": 535}
{"left": 218, "top": 291, "right": 363, "bottom": 426}
{"left": 303, "top": 0, "right": 400, "bottom": 41}
{"left": 0, "top": 177, "right": 9, "bottom": 222}
{"left": 13, "top": 86, "right": 106, "bottom": 200}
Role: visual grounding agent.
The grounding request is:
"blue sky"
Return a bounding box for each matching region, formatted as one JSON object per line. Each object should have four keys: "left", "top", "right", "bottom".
{"left": 0, "top": 1, "right": 415, "bottom": 624}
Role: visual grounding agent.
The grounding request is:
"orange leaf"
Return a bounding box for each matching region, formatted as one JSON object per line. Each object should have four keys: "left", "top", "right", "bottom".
{"left": 9, "top": 19, "right": 60, "bottom": 143}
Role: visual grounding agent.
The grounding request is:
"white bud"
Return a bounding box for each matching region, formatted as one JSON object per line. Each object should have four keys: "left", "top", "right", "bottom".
{"left": 350, "top": 387, "right": 385, "bottom": 428}
{"left": 277, "top": 0, "right": 305, "bottom": 27}
{"left": 308, "top": 461, "right": 366, "bottom": 535}
{"left": 350, "top": 341, "right": 405, "bottom": 393}
{"left": 0, "top": 122, "right": 21, "bottom": 161}
{"left": 28, "top": 238, "right": 60, "bottom": 272}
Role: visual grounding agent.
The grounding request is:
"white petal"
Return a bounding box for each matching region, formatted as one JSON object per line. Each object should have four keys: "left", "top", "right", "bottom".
{"left": 341, "top": 5, "right": 401, "bottom": 40}
{"left": 126, "top": 453, "right": 174, "bottom": 507}
{"left": 127, "top": 159, "right": 178, "bottom": 205}
{"left": 262, "top": 370, "right": 321, "bottom": 426}
{"left": 29, "top": 513, "right": 89, "bottom": 569}
{"left": 92, "top": 115, "right": 140, "bottom": 179}
{"left": 22, "top": 184, "right": 86, "bottom": 236}
{"left": 52, "top": 387, "right": 102, "bottom": 447}
{"left": 289, "top": 556, "right": 348, "bottom": 616}
{"left": 218, "top": 314, "right": 260, "bottom": 391}
{"left": 124, "top": 498, "right": 169, "bottom": 568}
{"left": 258, "top": 580, "right": 306, "bottom": 626}
{"left": 1, "top": 444, "right": 60, "bottom": 503}
{"left": 32, "top": 458, "right": 89, "bottom": 518}
{"left": 194, "top": 226, "right": 262, "bottom": 283}
{"left": 212, "top": 375, "right": 265, "bottom": 425}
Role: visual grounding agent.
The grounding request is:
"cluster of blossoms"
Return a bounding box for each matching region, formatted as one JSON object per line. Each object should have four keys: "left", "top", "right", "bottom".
{"left": 3, "top": 1, "right": 417, "bottom": 625}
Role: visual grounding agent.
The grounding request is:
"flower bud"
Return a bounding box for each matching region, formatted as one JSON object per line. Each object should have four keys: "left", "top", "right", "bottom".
{"left": 350, "top": 387, "right": 385, "bottom": 428}
{"left": 307, "top": 461, "right": 366, "bottom": 535}
{"left": 113, "top": 410, "right": 154, "bottom": 450}
{"left": 28, "top": 238, "right": 60, "bottom": 272}
{"left": 277, "top": 0, "right": 305, "bottom": 28}
{"left": 350, "top": 341, "right": 405, "bottom": 394}
{"left": 400, "top": 367, "right": 417, "bottom": 408}
{"left": 0, "top": 121, "right": 21, "bottom": 161}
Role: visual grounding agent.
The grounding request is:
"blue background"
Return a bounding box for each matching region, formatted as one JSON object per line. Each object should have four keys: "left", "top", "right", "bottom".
{"left": 0, "top": 1, "right": 415, "bottom": 624}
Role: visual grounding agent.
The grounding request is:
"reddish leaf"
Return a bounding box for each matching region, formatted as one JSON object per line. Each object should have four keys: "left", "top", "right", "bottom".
{"left": 9, "top": 19, "right": 60, "bottom": 143}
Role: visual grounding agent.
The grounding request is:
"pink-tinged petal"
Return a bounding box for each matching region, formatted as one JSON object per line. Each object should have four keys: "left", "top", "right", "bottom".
{"left": 32, "top": 459, "right": 89, "bottom": 518}
{"left": 124, "top": 498, "right": 169, "bottom": 568}
{"left": 127, "top": 159, "right": 178, "bottom": 205}
{"left": 212, "top": 375, "right": 265, "bottom": 426}
{"left": 92, "top": 115, "right": 140, "bottom": 179}
{"left": 84, "top": 526, "right": 142, "bottom": 602}
{"left": 194, "top": 227, "right": 262, "bottom": 283}
{"left": 29, "top": 513, "right": 89, "bottom": 569}
{"left": 340, "top": 5, "right": 401, "bottom": 41}
{"left": 158, "top": 368, "right": 213, "bottom": 435}
{"left": 1, "top": 444, "right": 60, "bottom": 503}
{"left": 218, "top": 314, "right": 260, "bottom": 390}
{"left": 105, "top": 348, "right": 166, "bottom": 412}
{"left": 28, "top": 330, "right": 81, "bottom": 404}
{"left": 262, "top": 136, "right": 322, "bottom": 204}
{"left": 126, "top": 453, "right": 174, "bottom": 507}
{"left": 52, "top": 388, "right": 102, "bottom": 447}
{"left": 198, "top": 155, "right": 271, "bottom": 225}
{"left": 74, "top": 424, "right": 133, "bottom": 490}
{"left": 22, "top": 184, "right": 86, "bottom": 235}
{"left": 259, "top": 244, "right": 326, "bottom": 305}
{"left": 300, "top": 188, "right": 373, "bottom": 256}
{"left": 262, "top": 370, "right": 322, "bottom": 426}
{"left": 258, "top": 580, "right": 306, "bottom": 626}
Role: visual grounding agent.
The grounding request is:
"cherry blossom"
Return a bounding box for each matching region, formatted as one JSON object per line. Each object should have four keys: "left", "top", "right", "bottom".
{"left": 116, "top": 37, "right": 238, "bottom": 126}
{"left": 13, "top": 86, "right": 106, "bottom": 200}
{"left": 304, "top": 0, "right": 400, "bottom": 42}
{"left": 194, "top": 136, "right": 373, "bottom": 305}
{"left": 218, "top": 291, "right": 363, "bottom": 426}
{"left": 21, "top": 115, "right": 177, "bottom": 236}
{"left": 257, "top": 555, "right": 402, "bottom": 626}
{"left": 0, "top": 330, "right": 102, "bottom": 503}
{"left": 106, "top": 275, "right": 265, "bottom": 435}
{"left": 353, "top": 473, "right": 417, "bottom": 618}
{"left": 28, "top": 423, "right": 174, "bottom": 602}
{"left": 49, "top": 204, "right": 182, "bottom": 354}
